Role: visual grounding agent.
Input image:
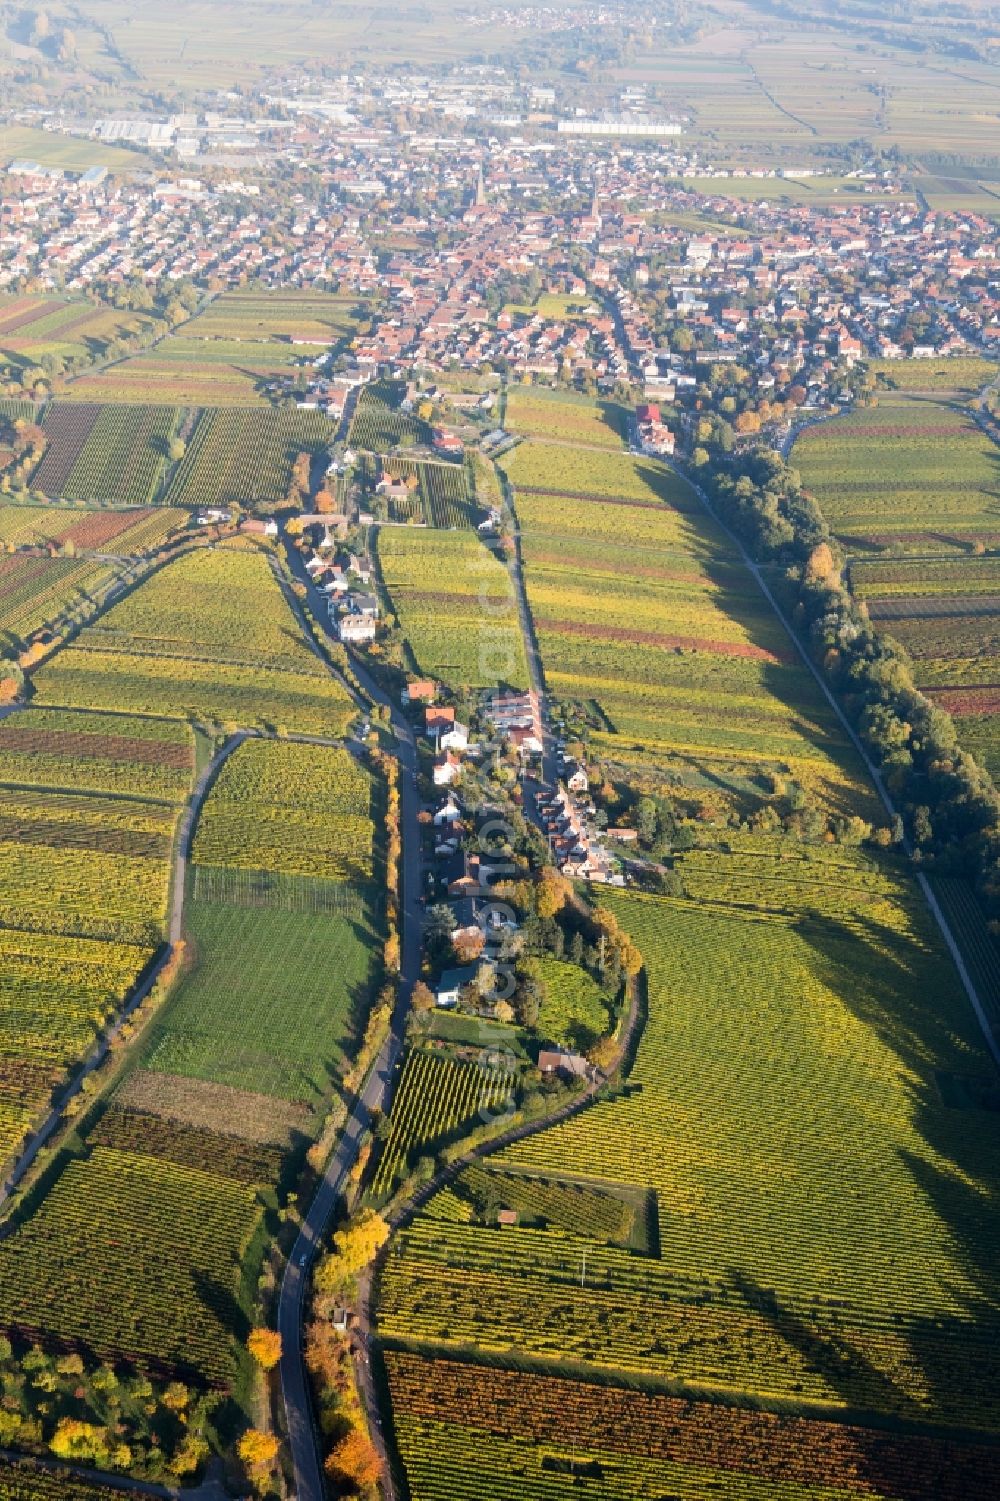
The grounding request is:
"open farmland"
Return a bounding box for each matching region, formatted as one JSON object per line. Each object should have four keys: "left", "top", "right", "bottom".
{"left": 0, "top": 731, "right": 383, "bottom": 1394}
{"left": 164, "top": 406, "right": 333, "bottom": 508}
{"left": 503, "top": 411, "right": 875, "bottom": 819}
{"left": 794, "top": 398, "right": 1000, "bottom": 550}
{"left": 183, "top": 289, "right": 364, "bottom": 345}
{"left": 0, "top": 503, "right": 186, "bottom": 556}
{"left": 147, "top": 737, "right": 381, "bottom": 1105}
{"left": 377, "top": 527, "right": 529, "bottom": 690}
{"left": 0, "top": 708, "right": 192, "bottom": 1169}
{"left": 350, "top": 380, "right": 432, "bottom": 451}
{"left": 49, "top": 290, "right": 363, "bottom": 407}
{"left": 31, "top": 545, "right": 355, "bottom": 735}
{"left": 192, "top": 738, "right": 375, "bottom": 884}
{"left": 385, "top": 1351, "right": 1000, "bottom": 1501}
{"left": 505, "top": 385, "right": 627, "bottom": 449}
{"left": 64, "top": 354, "right": 283, "bottom": 406}
{"left": 866, "top": 357, "right": 998, "bottom": 395}
{"left": 0, "top": 554, "right": 118, "bottom": 647}
{"left": 0, "top": 294, "right": 156, "bottom": 371}
{"left": 796, "top": 398, "right": 1000, "bottom": 776}
{"left": 36, "top": 403, "right": 177, "bottom": 503}
{"left": 370, "top": 1047, "right": 515, "bottom": 1199}
{"left": 379, "top": 860, "right": 1000, "bottom": 1454}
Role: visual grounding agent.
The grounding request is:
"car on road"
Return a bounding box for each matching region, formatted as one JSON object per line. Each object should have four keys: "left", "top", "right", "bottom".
{"left": 299, "top": 1252, "right": 309, "bottom": 1267}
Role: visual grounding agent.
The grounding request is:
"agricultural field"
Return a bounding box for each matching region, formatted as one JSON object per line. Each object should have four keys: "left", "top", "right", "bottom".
{"left": 192, "top": 739, "right": 375, "bottom": 884}
{"left": 866, "top": 357, "right": 998, "bottom": 395}
{"left": 796, "top": 398, "right": 1000, "bottom": 775}
{"left": 0, "top": 502, "right": 186, "bottom": 555}
{"left": 0, "top": 124, "right": 150, "bottom": 175}
{"left": 0, "top": 708, "right": 192, "bottom": 1168}
{"left": 349, "top": 380, "right": 432, "bottom": 451}
{"left": 504, "top": 417, "right": 875, "bottom": 819}
{"left": 371, "top": 455, "right": 479, "bottom": 528}
{"left": 0, "top": 1145, "right": 261, "bottom": 1384}
{"left": 65, "top": 353, "right": 281, "bottom": 407}
{"left": 40, "top": 287, "right": 361, "bottom": 409}
{"left": 142, "top": 898, "right": 379, "bottom": 1105}
{"left": 164, "top": 406, "right": 333, "bottom": 508}
{"left": 379, "top": 862, "right": 1000, "bottom": 1448}
{"left": 376, "top": 527, "right": 529, "bottom": 691}
{"left": 183, "top": 290, "right": 364, "bottom": 346}
{"left": 505, "top": 386, "right": 627, "bottom": 449}
{"left": 499, "top": 442, "right": 693, "bottom": 505}
{"left": 0, "top": 731, "right": 384, "bottom": 1400}
{"left": 0, "top": 554, "right": 119, "bottom": 647}
{"left": 0, "top": 295, "right": 156, "bottom": 373}
{"left": 371, "top": 1046, "right": 516, "bottom": 1199}
{"left": 0, "top": 707, "right": 194, "bottom": 801}
{"left": 385, "top": 1352, "right": 1000, "bottom": 1501}
{"left": 794, "top": 399, "right": 1000, "bottom": 549}
{"left": 35, "top": 403, "right": 177, "bottom": 503}
{"left": 534, "top": 955, "right": 609, "bottom": 1050}
{"left": 32, "top": 546, "right": 355, "bottom": 735}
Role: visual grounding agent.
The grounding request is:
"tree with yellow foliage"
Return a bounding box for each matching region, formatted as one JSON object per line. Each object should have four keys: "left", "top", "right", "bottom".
{"left": 535, "top": 866, "right": 570, "bottom": 919}
{"left": 315, "top": 1209, "right": 390, "bottom": 1297}
{"left": 247, "top": 1328, "right": 283, "bottom": 1371}
{"left": 237, "top": 1428, "right": 279, "bottom": 1473}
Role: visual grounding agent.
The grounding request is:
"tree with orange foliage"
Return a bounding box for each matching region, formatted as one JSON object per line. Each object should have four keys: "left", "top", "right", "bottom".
{"left": 325, "top": 1427, "right": 382, "bottom": 1493}
{"left": 314, "top": 488, "right": 337, "bottom": 514}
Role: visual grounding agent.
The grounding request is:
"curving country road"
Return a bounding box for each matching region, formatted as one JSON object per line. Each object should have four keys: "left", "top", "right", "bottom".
{"left": 277, "top": 533, "right": 422, "bottom": 1501}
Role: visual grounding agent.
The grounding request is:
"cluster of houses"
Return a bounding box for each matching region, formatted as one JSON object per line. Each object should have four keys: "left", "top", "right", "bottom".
{"left": 483, "top": 689, "right": 544, "bottom": 758}
{"left": 3, "top": 102, "right": 997, "bottom": 429}
{"left": 536, "top": 764, "right": 623, "bottom": 885}
{"left": 304, "top": 544, "right": 380, "bottom": 642}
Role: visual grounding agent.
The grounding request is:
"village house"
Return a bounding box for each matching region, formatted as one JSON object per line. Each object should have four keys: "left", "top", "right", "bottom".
{"left": 403, "top": 678, "right": 437, "bottom": 705}
{"left": 433, "top": 751, "right": 462, "bottom": 787}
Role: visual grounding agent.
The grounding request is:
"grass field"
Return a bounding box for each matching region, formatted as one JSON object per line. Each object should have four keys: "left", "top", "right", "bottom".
{"left": 0, "top": 125, "right": 150, "bottom": 174}
{"left": 377, "top": 527, "right": 529, "bottom": 691}
{"left": 796, "top": 397, "right": 1000, "bottom": 774}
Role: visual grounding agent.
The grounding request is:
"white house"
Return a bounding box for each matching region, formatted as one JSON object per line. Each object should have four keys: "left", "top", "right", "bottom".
{"left": 433, "top": 752, "right": 462, "bottom": 787}
{"left": 439, "top": 721, "right": 469, "bottom": 752}
{"left": 433, "top": 795, "right": 461, "bottom": 827}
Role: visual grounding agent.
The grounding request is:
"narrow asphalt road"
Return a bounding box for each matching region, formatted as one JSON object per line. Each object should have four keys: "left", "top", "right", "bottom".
{"left": 277, "top": 533, "right": 422, "bottom": 1501}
